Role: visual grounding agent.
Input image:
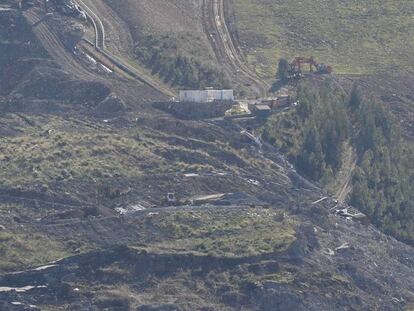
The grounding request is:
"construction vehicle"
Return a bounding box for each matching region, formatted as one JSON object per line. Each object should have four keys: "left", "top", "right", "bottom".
{"left": 289, "top": 56, "right": 332, "bottom": 79}
{"left": 50, "top": 0, "right": 86, "bottom": 19}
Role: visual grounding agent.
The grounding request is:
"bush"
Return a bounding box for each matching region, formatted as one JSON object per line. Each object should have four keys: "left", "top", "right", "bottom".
{"left": 134, "top": 34, "right": 230, "bottom": 89}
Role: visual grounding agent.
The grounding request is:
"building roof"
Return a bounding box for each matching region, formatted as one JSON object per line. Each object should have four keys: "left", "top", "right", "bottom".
{"left": 254, "top": 104, "right": 271, "bottom": 111}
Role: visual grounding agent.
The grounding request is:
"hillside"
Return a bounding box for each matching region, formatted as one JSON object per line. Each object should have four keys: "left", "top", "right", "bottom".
{"left": 102, "top": 0, "right": 233, "bottom": 91}
{"left": 0, "top": 0, "right": 413, "bottom": 310}
{"left": 231, "top": 0, "right": 414, "bottom": 76}
{"left": 101, "top": 0, "right": 270, "bottom": 96}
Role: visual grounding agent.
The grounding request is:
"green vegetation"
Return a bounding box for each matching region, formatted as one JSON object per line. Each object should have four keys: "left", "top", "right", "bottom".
{"left": 263, "top": 80, "right": 413, "bottom": 244}
{"left": 0, "top": 116, "right": 214, "bottom": 190}
{"left": 232, "top": 0, "right": 414, "bottom": 76}
{"left": 0, "top": 230, "right": 67, "bottom": 271}
{"left": 349, "top": 89, "right": 414, "bottom": 244}
{"left": 276, "top": 58, "right": 290, "bottom": 83}
{"left": 263, "top": 80, "right": 348, "bottom": 185}
{"left": 0, "top": 205, "right": 68, "bottom": 272}
{"left": 149, "top": 209, "right": 296, "bottom": 257}
{"left": 134, "top": 34, "right": 230, "bottom": 89}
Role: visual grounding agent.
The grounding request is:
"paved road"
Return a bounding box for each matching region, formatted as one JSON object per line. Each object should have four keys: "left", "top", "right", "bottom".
{"left": 76, "top": 0, "right": 105, "bottom": 49}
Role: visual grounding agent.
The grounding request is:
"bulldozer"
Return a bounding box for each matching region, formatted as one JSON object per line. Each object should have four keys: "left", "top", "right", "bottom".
{"left": 288, "top": 56, "right": 332, "bottom": 79}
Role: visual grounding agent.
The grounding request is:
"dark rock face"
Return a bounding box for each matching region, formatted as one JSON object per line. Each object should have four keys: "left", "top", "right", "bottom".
{"left": 154, "top": 100, "right": 234, "bottom": 120}
{"left": 96, "top": 93, "right": 126, "bottom": 114}
{"left": 12, "top": 66, "right": 110, "bottom": 104}
{"left": 253, "top": 287, "right": 303, "bottom": 311}
{"left": 137, "top": 304, "right": 182, "bottom": 311}
{"left": 94, "top": 297, "right": 130, "bottom": 310}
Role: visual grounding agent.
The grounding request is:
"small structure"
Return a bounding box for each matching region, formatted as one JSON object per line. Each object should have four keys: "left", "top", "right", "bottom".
{"left": 179, "top": 87, "right": 234, "bottom": 103}
{"left": 245, "top": 95, "right": 291, "bottom": 117}
{"left": 260, "top": 95, "right": 291, "bottom": 110}
{"left": 250, "top": 104, "right": 271, "bottom": 117}
{"left": 273, "top": 95, "right": 291, "bottom": 108}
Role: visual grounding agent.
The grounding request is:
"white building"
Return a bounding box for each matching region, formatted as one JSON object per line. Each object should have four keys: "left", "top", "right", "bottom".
{"left": 179, "top": 88, "right": 234, "bottom": 103}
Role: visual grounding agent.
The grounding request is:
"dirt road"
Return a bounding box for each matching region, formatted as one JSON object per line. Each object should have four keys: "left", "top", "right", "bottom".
{"left": 76, "top": 0, "right": 105, "bottom": 49}
{"left": 334, "top": 143, "right": 357, "bottom": 203}
{"left": 203, "top": 0, "right": 270, "bottom": 97}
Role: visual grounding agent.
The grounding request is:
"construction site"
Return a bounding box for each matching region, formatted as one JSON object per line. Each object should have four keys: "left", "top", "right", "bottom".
{"left": 0, "top": 0, "right": 413, "bottom": 310}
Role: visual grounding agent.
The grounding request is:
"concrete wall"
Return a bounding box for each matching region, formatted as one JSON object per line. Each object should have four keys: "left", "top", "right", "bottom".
{"left": 219, "top": 89, "right": 234, "bottom": 101}
{"left": 179, "top": 89, "right": 234, "bottom": 103}
{"left": 179, "top": 90, "right": 208, "bottom": 103}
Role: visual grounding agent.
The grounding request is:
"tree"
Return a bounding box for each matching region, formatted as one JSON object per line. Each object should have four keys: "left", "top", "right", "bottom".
{"left": 348, "top": 84, "right": 362, "bottom": 111}
{"left": 264, "top": 80, "right": 414, "bottom": 245}
{"left": 276, "top": 58, "right": 290, "bottom": 83}
{"left": 297, "top": 122, "right": 325, "bottom": 180}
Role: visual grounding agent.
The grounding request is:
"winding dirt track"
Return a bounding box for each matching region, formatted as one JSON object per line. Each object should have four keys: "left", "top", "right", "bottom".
{"left": 335, "top": 146, "right": 357, "bottom": 204}
{"left": 203, "top": 0, "right": 270, "bottom": 97}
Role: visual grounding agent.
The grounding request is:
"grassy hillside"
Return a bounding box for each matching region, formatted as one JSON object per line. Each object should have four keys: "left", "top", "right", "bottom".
{"left": 231, "top": 0, "right": 414, "bottom": 77}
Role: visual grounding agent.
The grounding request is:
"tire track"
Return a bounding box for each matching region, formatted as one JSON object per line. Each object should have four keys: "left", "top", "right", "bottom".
{"left": 203, "top": 0, "right": 270, "bottom": 97}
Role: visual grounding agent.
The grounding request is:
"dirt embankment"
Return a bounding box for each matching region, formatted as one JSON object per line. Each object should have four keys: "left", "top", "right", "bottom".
{"left": 154, "top": 100, "right": 233, "bottom": 120}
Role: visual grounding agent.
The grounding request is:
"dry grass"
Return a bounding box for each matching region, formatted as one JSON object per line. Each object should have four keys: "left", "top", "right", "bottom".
{"left": 232, "top": 0, "right": 414, "bottom": 77}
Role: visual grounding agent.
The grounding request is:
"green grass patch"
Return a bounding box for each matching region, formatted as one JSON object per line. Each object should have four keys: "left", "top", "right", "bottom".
{"left": 148, "top": 209, "right": 296, "bottom": 257}
{"left": 0, "top": 228, "right": 68, "bottom": 272}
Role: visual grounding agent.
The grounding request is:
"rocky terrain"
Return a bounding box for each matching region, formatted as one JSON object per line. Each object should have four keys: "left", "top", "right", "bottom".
{"left": 0, "top": 0, "right": 413, "bottom": 310}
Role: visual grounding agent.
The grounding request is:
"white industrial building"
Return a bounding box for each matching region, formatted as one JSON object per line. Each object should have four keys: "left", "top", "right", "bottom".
{"left": 179, "top": 88, "right": 234, "bottom": 103}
